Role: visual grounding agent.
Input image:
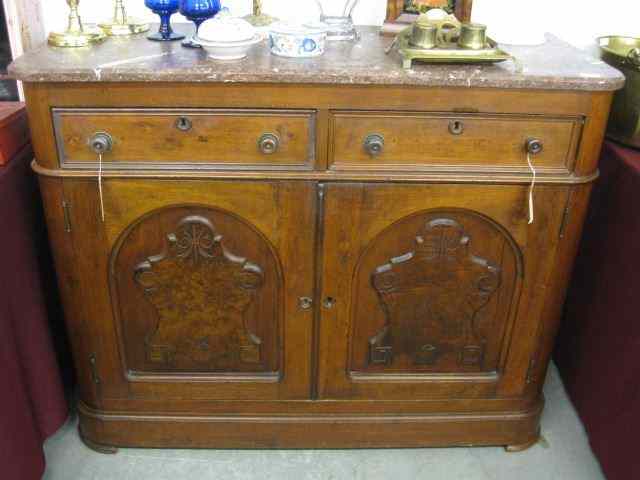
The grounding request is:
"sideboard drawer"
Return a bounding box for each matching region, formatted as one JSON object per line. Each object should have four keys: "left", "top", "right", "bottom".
{"left": 329, "top": 111, "right": 583, "bottom": 174}
{"left": 53, "top": 108, "right": 316, "bottom": 170}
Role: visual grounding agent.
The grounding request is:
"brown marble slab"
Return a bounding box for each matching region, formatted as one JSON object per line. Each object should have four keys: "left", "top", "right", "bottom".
{"left": 8, "top": 26, "right": 624, "bottom": 91}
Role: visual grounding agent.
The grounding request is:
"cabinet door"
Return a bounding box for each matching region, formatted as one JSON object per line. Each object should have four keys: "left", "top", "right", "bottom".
{"left": 317, "top": 183, "right": 569, "bottom": 400}
{"left": 64, "top": 179, "right": 316, "bottom": 403}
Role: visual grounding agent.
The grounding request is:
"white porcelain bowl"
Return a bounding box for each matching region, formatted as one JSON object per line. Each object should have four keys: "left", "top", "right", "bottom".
{"left": 198, "top": 15, "right": 255, "bottom": 43}
{"left": 195, "top": 34, "right": 263, "bottom": 60}
{"left": 269, "top": 22, "right": 329, "bottom": 58}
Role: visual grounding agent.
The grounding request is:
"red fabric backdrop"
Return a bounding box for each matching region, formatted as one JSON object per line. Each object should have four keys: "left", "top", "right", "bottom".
{"left": 555, "top": 141, "right": 640, "bottom": 480}
{"left": 0, "top": 147, "right": 68, "bottom": 480}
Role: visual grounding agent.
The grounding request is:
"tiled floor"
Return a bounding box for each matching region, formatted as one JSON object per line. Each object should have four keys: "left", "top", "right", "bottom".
{"left": 42, "top": 364, "right": 604, "bottom": 480}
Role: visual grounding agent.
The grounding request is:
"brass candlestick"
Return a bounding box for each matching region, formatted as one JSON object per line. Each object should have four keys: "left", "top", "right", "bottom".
{"left": 99, "top": 0, "right": 150, "bottom": 36}
{"left": 244, "top": 0, "right": 277, "bottom": 27}
{"left": 48, "top": 0, "right": 106, "bottom": 47}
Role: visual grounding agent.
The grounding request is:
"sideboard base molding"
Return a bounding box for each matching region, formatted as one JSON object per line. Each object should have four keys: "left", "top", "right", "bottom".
{"left": 77, "top": 399, "right": 543, "bottom": 451}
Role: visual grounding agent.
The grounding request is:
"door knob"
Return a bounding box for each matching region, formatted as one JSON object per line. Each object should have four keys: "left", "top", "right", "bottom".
{"left": 525, "top": 138, "right": 544, "bottom": 155}
{"left": 89, "top": 132, "right": 113, "bottom": 155}
{"left": 258, "top": 133, "right": 280, "bottom": 155}
{"left": 364, "top": 134, "right": 385, "bottom": 156}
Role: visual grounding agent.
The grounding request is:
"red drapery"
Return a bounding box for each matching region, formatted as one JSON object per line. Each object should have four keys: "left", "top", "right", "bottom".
{"left": 556, "top": 141, "right": 640, "bottom": 480}
{"left": 0, "top": 147, "right": 68, "bottom": 480}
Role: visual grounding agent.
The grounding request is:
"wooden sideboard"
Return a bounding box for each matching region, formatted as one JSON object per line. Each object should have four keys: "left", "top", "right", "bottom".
{"left": 11, "top": 28, "right": 621, "bottom": 452}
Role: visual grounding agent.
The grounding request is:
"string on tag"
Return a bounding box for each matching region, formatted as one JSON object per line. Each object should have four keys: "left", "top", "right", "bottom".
{"left": 98, "top": 152, "right": 105, "bottom": 223}
{"left": 526, "top": 151, "right": 536, "bottom": 225}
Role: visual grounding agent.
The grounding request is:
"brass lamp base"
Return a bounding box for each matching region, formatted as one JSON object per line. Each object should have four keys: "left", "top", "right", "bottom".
{"left": 48, "top": 26, "right": 106, "bottom": 47}
{"left": 243, "top": 14, "right": 277, "bottom": 27}
{"left": 99, "top": 19, "right": 150, "bottom": 36}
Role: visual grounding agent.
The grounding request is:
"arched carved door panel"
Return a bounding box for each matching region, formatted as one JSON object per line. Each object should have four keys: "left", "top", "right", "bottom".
{"left": 110, "top": 205, "right": 282, "bottom": 376}
{"left": 313, "top": 183, "right": 562, "bottom": 401}
{"left": 350, "top": 210, "right": 521, "bottom": 375}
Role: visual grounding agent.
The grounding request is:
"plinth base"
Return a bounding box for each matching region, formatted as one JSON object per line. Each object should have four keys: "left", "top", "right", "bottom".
{"left": 99, "top": 19, "right": 150, "bottom": 36}
{"left": 147, "top": 31, "right": 185, "bottom": 42}
{"left": 48, "top": 26, "right": 106, "bottom": 47}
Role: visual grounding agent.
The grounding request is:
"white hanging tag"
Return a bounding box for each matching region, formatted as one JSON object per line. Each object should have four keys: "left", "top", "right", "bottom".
{"left": 98, "top": 152, "right": 105, "bottom": 223}
{"left": 526, "top": 151, "right": 536, "bottom": 225}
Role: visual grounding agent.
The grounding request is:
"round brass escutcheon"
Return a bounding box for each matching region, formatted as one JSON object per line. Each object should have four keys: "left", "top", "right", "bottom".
{"left": 448, "top": 120, "right": 464, "bottom": 135}
{"left": 258, "top": 133, "right": 280, "bottom": 155}
{"left": 526, "top": 138, "right": 544, "bottom": 155}
{"left": 175, "top": 116, "right": 193, "bottom": 132}
{"left": 364, "top": 134, "right": 385, "bottom": 156}
{"left": 89, "top": 132, "right": 113, "bottom": 155}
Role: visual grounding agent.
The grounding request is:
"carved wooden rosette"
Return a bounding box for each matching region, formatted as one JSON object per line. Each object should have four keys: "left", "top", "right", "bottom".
{"left": 133, "top": 216, "right": 265, "bottom": 369}
{"left": 370, "top": 218, "right": 501, "bottom": 369}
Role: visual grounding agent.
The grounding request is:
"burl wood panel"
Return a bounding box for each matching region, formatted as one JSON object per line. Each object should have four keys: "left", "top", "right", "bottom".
{"left": 53, "top": 108, "right": 315, "bottom": 169}
{"left": 111, "top": 207, "right": 280, "bottom": 375}
{"left": 352, "top": 212, "right": 520, "bottom": 374}
{"left": 330, "top": 112, "right": 582, "bottom": 173}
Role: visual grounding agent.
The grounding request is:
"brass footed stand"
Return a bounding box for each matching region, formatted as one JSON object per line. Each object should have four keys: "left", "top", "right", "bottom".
{"left": 48, "top": 0, "right": 106, "bottom": 47}
{"left": 244, "top": 0, "right": 277, "bottom": 27}
{"left": 99, "top": 0, "right": 150, "bottom": 36}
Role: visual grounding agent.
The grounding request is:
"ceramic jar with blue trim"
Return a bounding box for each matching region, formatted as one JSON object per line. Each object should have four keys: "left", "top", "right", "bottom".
{"left": 268, "top": 22, "right": 329, "bottom": 58}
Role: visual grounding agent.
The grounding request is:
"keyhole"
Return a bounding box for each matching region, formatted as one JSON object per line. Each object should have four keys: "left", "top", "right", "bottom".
{"left": 449, "top": 120, "right": 464, "bottom": 135}
{"left": 175, "top": 116, "right": 193, "bottom": 132}
{"left": 323, "top": 297, "right": 337, "bottom": 309}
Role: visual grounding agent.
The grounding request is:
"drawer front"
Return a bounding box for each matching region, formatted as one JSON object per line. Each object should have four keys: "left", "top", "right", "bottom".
{"left": 330, "top": 112, "right": 583, "bottom": 174}
{"left": 53, "top": 108, "right": 315, "bottom": 170}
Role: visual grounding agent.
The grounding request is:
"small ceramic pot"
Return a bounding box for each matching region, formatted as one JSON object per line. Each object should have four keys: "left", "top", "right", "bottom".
{"left": 195, "top": 15, "right": 262, "bottom": 60}
{"left": 268, "top": 22, "right": 328, "bottom": 58}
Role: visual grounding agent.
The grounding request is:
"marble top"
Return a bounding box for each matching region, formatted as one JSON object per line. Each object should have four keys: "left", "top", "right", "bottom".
{"left": 8, "top": 26, "right": 624, "bottom": 91}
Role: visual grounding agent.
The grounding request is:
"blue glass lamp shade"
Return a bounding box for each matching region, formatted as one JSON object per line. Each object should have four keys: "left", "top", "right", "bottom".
{"left": 179, "top": 0, "right": 221, "bottom": 48}
{"left": 144, "top": 0, "right": 186, "bottom": 41}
